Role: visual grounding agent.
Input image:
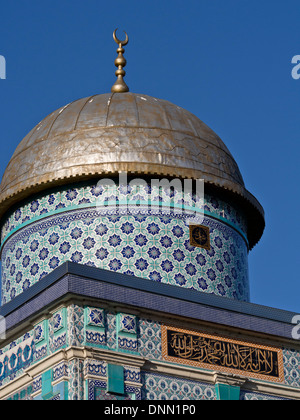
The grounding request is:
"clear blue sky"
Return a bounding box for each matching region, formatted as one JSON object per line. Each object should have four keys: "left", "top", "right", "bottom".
{"left": 0, "top": 0, "right": 299, "bottom": 312}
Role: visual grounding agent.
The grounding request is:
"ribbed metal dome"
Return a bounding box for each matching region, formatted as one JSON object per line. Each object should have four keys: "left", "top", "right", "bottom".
{"left": 0, "top": 92, "right": 264, "bottom": 248}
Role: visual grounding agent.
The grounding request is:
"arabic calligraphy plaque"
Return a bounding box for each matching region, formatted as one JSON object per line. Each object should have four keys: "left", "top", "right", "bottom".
{"left": 189, "top": 225, "right": 210, "bottom": 250}
{"left": 162, "top": 326, "right": 284, "bottom": 383}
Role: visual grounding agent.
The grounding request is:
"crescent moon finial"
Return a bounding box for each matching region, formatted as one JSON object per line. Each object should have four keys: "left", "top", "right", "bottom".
{"left": 111, "top": 28, "right": 129, "bottom": 93}
{"left": 113, "top": 28, "right": 129, "bottom": 46}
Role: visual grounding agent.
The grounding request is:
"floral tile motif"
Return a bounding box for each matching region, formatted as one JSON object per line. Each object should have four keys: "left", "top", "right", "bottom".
{"left": 49, "top": 309, "right": 67, "bottom": 353}
{"left": 68, "top": 304, "right": 85, "bottom": 347}
{"left": 85, "top": 307, "right": 106, "bottom": 348}
{"left": 1, "top": 182, "right": 247, "bottom": 243}
{"left": 1, "top": 182, "right": 249, "bottom": 305}
{"left": 141, "top": 372, "right": 216, "bottom": 400}
{"left": 118, "top": 314, "right": 137, "bottom": 334}
{"left": 34, "top": 323, "right": 45, "bottom": 345}
{"left": 0, "top": 333, "right": 34, "bottom": 385}
{"left": 106, "top": 312, "right": 117, "bottom": 351}
{"left": 86, "top": 308, "right": 105, "bottom": 328}
{"left": 53, "top": 312, "right": 63, "bottom": 332}
{"left": 117, "top": 313, "right": 138, "bottom": 353}
{"left": 282, "top": 348, "right": 300, "bottom": 387}
{"left": 240, "top": 391, "right": 288, "bottom": 400}
{"left": 138, "top": 318, "right": 162, "bottom": 359}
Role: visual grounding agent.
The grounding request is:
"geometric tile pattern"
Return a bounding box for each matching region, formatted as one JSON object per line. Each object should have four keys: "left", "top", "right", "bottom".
{"left": 0, "top": 182, "right": 248, "bottom": 242}
{"left": 141, "top": 372, "right": 216, "bottom": 400}
{"left": 0, "top": 334, "right": 34, "bottom": 385}
{"left": 0, "top": 153, "right": 295, "bottom": 401}
{"left": 2, "top": 302, "right": 300, "bottom": 400}
{"left": 282, "top": 348, "right": 300, "bottom": 387}
{"left": 240, "top": 391, "right": 289, "bottom": 400}
{"left": 94, "top": 388, "right": 133, "bottom": 400}
{"left": 88, "top": 380, "right": 141, "bottom": 401}
{"left": 49, "top": 308, "right": 67, "bottom": 353}
{"left": 138, "top": 318, "right": 162, "bottom": 360}
{"left": 118, "top": 313, "right": 137, "bottom": 334}
{"left": 85, "top": 307, "right": 106, "bottom": 348}
{"left": 86, "top": 308, "right": 105, "bottom": 328}
{"left": 1, "top": 182, "right": 249, "bottom": 304}
{"left": 117, "top": 313, "right": 138, "bottom": 353}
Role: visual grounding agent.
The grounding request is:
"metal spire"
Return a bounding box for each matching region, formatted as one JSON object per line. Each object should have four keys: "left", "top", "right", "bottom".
{"left": 111, "top": 28, "right": 129, "bottom": 93}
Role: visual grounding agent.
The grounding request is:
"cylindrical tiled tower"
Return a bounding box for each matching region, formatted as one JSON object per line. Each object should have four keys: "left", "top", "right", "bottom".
{"left": 0, "top": 93, "right": 264, "bottom": 304}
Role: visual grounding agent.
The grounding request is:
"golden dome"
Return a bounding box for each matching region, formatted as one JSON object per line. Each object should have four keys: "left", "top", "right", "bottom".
{"left": 0, "top": 92, "right": 264, "bottom": 248}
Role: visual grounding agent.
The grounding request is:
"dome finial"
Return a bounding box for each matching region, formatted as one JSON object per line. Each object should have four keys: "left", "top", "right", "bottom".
{"left": 111, "top": 28, "right": 129, "bottom": 93}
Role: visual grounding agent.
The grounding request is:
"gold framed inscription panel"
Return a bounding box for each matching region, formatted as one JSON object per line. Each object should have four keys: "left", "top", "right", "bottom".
{"left": 161, "top": 325, "right": 284, "bottom": 383}
{"left": 189, "top": 225, "right": 210, "bottom": 250}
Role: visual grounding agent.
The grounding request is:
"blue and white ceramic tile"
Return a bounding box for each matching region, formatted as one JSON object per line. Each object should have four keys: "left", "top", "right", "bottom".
{"left": 2, "top": 302, "right": 300, "bottom": 399}
{"left": 141, "top": 372, "right": 216, "bottom": 400}
{"left": 1, "top": 182, "right": 249, "bottom": 304}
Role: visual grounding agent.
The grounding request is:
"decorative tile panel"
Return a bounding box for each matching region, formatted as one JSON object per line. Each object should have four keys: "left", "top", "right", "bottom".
{"left": 138, "top": 318, "right": 162, "bottom": 360}
{"left": 49, "top": 309, "right": 67, "bottom": 353}
{"left": 117, "top": 313, "right": 138, "bottom": 353}
{"left": 240, "top": 391, "right": 288, "bottom": 400}
{"left": 0, "top": 334, "right": 34, "bottom": 384}
{"left": 0, "top": 182, "right": 247, "bottom": 243}
{"left": 106, "top": 312, "right": 117, "bottom": 350}
{"left": 53, "top": 362, "right": 68, "bottom": 382}
{"left": 68, "top": 304, "right": 85, "bottom": 347}
{"left": 1, "top": 302, "right": 300, "bottom": 400}
{"left": 117, "top": 336, "right": 138, "bottom": 353}
{"left": 32, "top": 375, "right": 42, "bottom": 395}
{"left": 34, "top": 321, "right": 46, "bottom": 345}
{"left": 1, "top": 183, "right": 249, "bottom": 305}
{"left": 33, "top": 320, "right": 48, "bottom": 363}
{"left": 84, "top": 359, "right": 107, "bottom": 379}
{"left": 141, "top": 372, "right": 216, "bottom": 400}
{"left": 52, "top": 310, "right": 64, "bottom": 332}
{"left": 124, "top": 365, "right": 141, "bottom": 384}
{"left": 85, "top": 307, "right": 106, "bottom": 348}
{"left": 118, "top": 314, "right": 137, "bottom": 334}
{"left": 282, "top": 348, "right": 300, "bottom": 387}
{"left": 68, "top": 358, "right": 84, "bottom": 400}
{"left": 86, "top": 308, "right": 105, "bottom": 328}
{"left": 88, "top": 379, "right": 141, "bottom": 400}
{"left": 85, "top": 330, "right": 106, "bottom": 347}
